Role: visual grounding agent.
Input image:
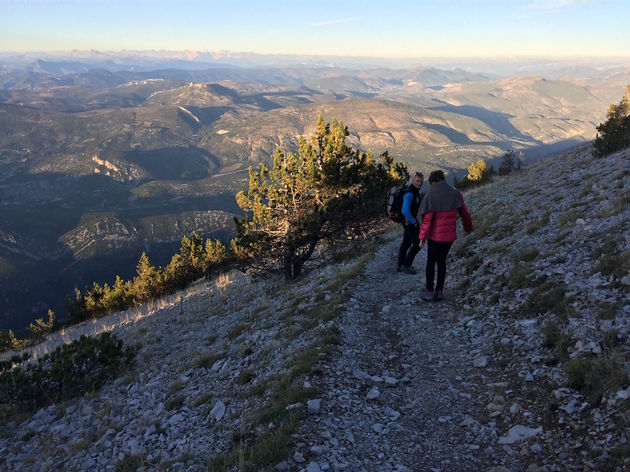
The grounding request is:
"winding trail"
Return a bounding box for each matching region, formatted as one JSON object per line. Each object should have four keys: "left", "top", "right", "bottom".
{"left": 292, "top": 236, "right": 528, "bottom": 472}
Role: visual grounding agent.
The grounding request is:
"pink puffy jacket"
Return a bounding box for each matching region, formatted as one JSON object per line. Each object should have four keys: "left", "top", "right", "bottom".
{"left": 419, "top": 195, "right": 473, "bottom": 242}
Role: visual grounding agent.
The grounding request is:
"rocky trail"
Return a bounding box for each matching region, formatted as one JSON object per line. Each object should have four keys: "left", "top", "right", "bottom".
{"left": 287, "top": 146, "right": 630, "bottom": 472}
{"left": 288, "top": 237, "right": 536, "bottom": 472}
{"left": 0, "top": 233, "right": 549, "bottom": 472}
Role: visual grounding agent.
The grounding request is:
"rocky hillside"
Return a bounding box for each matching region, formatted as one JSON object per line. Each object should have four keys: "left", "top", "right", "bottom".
{"left": 0, "top": 145, "right": 628, "bottom": 471}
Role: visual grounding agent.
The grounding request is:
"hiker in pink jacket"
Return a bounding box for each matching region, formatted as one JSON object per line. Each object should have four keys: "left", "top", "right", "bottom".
{"left": 418, "top": 170, "right": 473, "bottom": 301}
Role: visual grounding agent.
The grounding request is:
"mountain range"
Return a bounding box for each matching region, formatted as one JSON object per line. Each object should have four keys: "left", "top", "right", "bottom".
{"left": 1, "top": 55, "right": 629, "bottom": 331}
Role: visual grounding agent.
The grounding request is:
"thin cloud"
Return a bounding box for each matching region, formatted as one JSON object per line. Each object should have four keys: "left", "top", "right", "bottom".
{"left": 523, "top": 0, "right": 599, "bottom": 10}
{"left": 311, "top": 17, "right": 359, "bottom": 27}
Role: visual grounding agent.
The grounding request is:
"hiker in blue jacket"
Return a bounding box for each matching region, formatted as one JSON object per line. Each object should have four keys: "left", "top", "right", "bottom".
{"left": 397, "top": 171, "right": 425, "bottom": 274}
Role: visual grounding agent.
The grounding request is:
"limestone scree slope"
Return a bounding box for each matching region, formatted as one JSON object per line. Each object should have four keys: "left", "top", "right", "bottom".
{"left": 0, "top": 145, "right": 629, "bottom": 471}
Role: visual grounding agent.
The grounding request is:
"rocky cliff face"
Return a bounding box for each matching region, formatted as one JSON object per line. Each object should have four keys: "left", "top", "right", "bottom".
{"left": 0, "top": 146, "right": 628, "bottom": 471}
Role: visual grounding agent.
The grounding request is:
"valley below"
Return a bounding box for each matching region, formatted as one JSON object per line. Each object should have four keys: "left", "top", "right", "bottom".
{"left": 1, "top": 55, "right": 629, "bottom": 331}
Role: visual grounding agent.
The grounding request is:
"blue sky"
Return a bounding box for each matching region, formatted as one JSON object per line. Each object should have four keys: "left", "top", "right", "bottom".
{"left": 1, "top": 0, "right": 628, "bottom": 57}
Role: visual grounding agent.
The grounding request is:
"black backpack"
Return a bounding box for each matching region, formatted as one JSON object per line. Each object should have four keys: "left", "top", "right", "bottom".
{"left": 386, "top": 185, "right": 407, "bottom": 223}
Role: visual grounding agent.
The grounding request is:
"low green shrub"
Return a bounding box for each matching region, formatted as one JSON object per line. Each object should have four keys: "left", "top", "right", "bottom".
{"left": 237, "top": 369, "right": 256, "bottom": 385}
{"left": 0, "top": 333, "right": 137, "bottom": 414}
{"left": 525, "top": 221, "right": 540, "bottom": 235}
{"left": 228, "top": 323, "right": 250, "bottom": 340}
{"left": 463, "top": 254, "right": 482, "bottom": 275}
{"left": 542, "top": 320, "right": 569, "bottom": 360}
{"left": 558, "top": 210, "right": 577, "bottom": 227}
{"left": 115, "top": 454, "right": 148, "bottom": 472}
{"left": 603, "top": 329, "right": 621, "bottom": 349}
{"left": 520, "top": 279, "right": 571, "bottom": 319}
{"left": 566, "top": 356, "right": 629, "bottom": 405}
{"left": 509, "top": 263, "right": 532, "bottom": 289}
{"left": 598, "top": 302, "right": 620, "bottom": 321}
{"left": 518, "top": 246, "right": 540, "bottom": 262}
{"left": 594, "top": 251, "right": 630, "bottom": 279}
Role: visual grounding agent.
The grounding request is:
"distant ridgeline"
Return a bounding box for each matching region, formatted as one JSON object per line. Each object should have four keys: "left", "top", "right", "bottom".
{"left": 1, "top": 117, "right": 407, "bottom": 352}
{"left": 453, "top": 84, "right": 630, "bottom": 189}
{"left": 3, "top": 81, "right": 630, "bottom": 352}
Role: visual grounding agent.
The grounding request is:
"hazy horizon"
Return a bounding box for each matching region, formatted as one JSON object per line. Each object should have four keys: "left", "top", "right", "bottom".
{"left": 2, "top": 0, "right": 629, "bottom": 58}
{"left": 3, "top": 49, "right": 630, "bottom": 77}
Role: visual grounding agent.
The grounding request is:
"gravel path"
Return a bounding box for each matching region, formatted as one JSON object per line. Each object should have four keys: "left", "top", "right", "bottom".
{"left": 290, "top": 236, "right": 530, "bottom": 472}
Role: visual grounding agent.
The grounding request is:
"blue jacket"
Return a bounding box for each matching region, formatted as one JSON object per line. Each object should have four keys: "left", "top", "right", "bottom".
{"left": 402, "top": 187, "right": 423, "bottom": 225}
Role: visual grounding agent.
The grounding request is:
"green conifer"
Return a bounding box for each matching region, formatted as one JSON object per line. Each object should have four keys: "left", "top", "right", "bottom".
{"left": 235, "top": 117, "right": 397, "bottom": 278}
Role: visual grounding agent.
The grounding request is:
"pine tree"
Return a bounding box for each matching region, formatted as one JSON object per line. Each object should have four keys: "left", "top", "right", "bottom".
{"left": 189, "top": 232, "right": 206, "bottom": 274}
{"left": 593, "top": 85, "right": 630, "bottom": 158}
{"left": 0, "top": 329, "right": 20, "bottom": 351}
{"left": 454, "top": 157, "right": 493, "bottom": 190}
{"left": 235, "top": 117, "right": 398, "bottom": 279}
{"left": 205, "top": 239, "right": 228, "bottom": 268}
{"left": 498, "top": 149, "right": 515, "bottom": 176}
{"left": 84, "top": 282, "right": 105, "bottom": 314}
{"left": 467, "top": 158, "right": 489, "bottom": 182}
{"left": 132, "top": 252, "right": 160, "bottom": 302}
{"left": 101, "top": 275, "right": 129, "bottom": 312}
{"left": 164, "top": 253, "right": 188, "bottom": 290}
{"left": 29, "top": 309, "right": 56, "bottom": 339}
{"left": 66, "top": 288, "right": 86, "bottom": 321}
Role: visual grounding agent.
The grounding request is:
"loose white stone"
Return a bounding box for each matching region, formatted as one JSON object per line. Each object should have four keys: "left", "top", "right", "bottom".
{"left": 498, "top": 425, "right": 543, "bottom": 444}
{"left": 210, "top": 400, "right": 226, "bottom": 422}
{"left": 384, "top": 407, "right": 401, "bottom": 420}
{"left": 352, "top": 368, "right": 368, "bottom": 380}
{"left": 310, "top": 445, "right": 323, "bottom": 455}
{"left": 308, "top": 399, "right": 321, "bottom": 414}
{"left": 473, "top": 356, "right": 488, "bottom": 368}
{"left": 366, "top": 387, "right": 380, "bottom": 400}
{"left": 307, "top": 462, "right": 321, "bottom": 472}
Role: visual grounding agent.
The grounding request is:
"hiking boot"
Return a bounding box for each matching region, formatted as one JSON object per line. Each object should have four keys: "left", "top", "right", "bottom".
{"left": 433, "top": 290, "right": 445, "bottom": 301}
{"left": 421, "top": 288, "right": 434, "bottom": 301}
{"left": 403, "top": 266, "right": 417, "bottom": 274}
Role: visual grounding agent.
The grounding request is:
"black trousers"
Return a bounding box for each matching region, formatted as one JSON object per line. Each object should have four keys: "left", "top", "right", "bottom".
{"left": 397, "top": 224, "right": 420, "bottom": 268}
{"left": 426, "top": 240, "right": 453, "bottom": 291}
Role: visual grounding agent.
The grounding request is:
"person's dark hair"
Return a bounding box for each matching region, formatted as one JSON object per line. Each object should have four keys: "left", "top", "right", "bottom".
{"left": 412, "top": 171, "right": 424, "bottom": 179}
{"left": 428, "top": 170, "right": 445, "bottom": 183}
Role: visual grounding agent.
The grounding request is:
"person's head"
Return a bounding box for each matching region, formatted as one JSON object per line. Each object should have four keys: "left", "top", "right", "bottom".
{"left": 428, "top": 170, "right": 445, "bottom": 185}
{"left": 410, "top": 171, "right": 424, "bottom": 189}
